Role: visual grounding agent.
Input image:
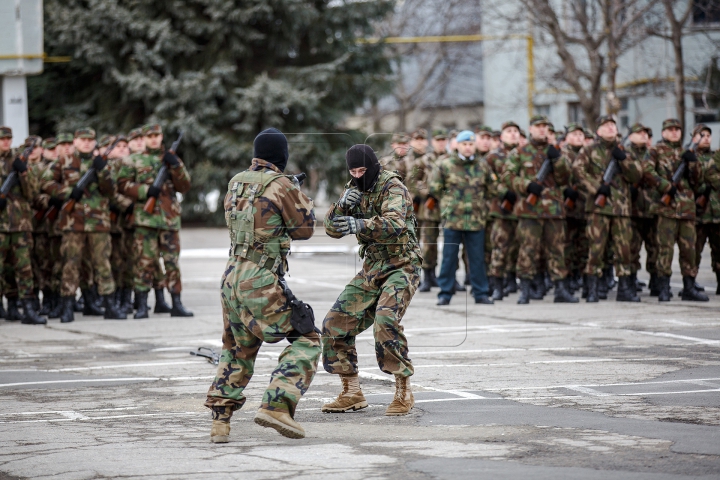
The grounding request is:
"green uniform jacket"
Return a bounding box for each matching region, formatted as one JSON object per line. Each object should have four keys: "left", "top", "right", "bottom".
{"left": 325, "top": 169, "right": 421, "bottom": 262}
{"left": 410, "top": 150, "right": 442, "bottom": 222}
{"left": 504, "top": 139, "right": 571, "bottom": 220}
{"left": 642, "top": 141, "right": 702, "bottom": 220}
{"left": 572, "top": 138, "right": 642, "bottom": 217}
{"left": 108, "top": 157, "right": 134, "bottom": 233}
{"left": 428, "top": 153, "right": 496, "bottom": 231}
{"left": 563, "top": 144, "right": 586, "bottom": 220}
{"left": 116, "top": 148, "right": 192, "bottom": 231}
{"left": 697, "top": 149, "right": 720, "bottom": 224}
{"left": 42, "top": 152, "right": 114, "bottom": 232}
{"left": 487, "top": 142, "right": 518, "bottom": 220}
{"left": 379, "top": 152, "right": 413, "bottom": 182}
{"left": 0, "top": 149, "right": 38, "bottom": 232}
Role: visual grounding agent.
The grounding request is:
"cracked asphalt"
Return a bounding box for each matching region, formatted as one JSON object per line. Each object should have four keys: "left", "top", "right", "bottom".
{"left": 0, "top": 228, "right": 719, "bottom": 479}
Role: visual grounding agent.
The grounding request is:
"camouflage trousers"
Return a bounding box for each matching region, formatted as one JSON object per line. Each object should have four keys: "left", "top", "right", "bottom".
{"left": 516, "top": 218, "right": 568, "bottom": 281}
{"left": 631, "top": 217, "right": 658, "bottom": 275}
{"left": 656, "top": 216, "right": 697, "bottom": 277}
{"left": 696, "top": 223, "right": 720, "bottom": 273}
{"left": 0, "top": 231, "right": 34, "bottom": 299}
{"left": 565, "top": 218, "right": 589, "bottom": 274}
{"left": 32, "top": 232, "right": 51, "bottom": 292}
{"left": 419, "top": 220, "right": 440, "bottom": 269}
{"left": 485, "top": 219, "right": 493, "bottom": 268}
{"left": 61, "top": 232, "right": 115, "bottom": 297}
{"left": 489, "top": 218, "right": 518, "bottom": 277}
{"left": 322, "top": 257, "right": 420, "bottom": 378}
{"left": 123, "top": 228, "right": 165, "bottom": 290}
{"left": 585, "top": 214, "right": 633, "bottom": 277}
{"left": 133, "top": 227, "right": 180, "bottom": 293}
{"left": 205, "top": 258, "right": 320, "bottom": 420}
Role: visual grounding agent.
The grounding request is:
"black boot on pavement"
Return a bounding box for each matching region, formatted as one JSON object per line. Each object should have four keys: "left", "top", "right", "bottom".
{"left": 104, "top": 294, "right": 127, "bottom": 319}
{"left": 60, "top": 296, "right": 75, "bottom": 323}
{"left": 491, "top": 277, "right": 504, "bottom": 301}
{"left": 134, "top": 291, "right": 149, "bottom": 319}
{"left": 681, "top": 276, "right": 709, "bottom": 302}
{"left": 418, "top": 269, "right": 433, "bottom": 293}
{"left": 616, "top": 276, "right": 640, "bottom": 302}
{"left": 657, "top": 276, "right": 671, "bottom": 302}
{"left": 82, "top": 289, "right": 104, "bottom": 316}
{"left": 517, "top": 278, "right": 531, "bottom": 305}
{"left": 553, "top": 279, "right": 579, "bottom": 303}
{"left": 170, "top": 293, "right": 194, "bottom": 317}
{"left": 6, "top": 298, "right": 22, "bottom": 321}
{"left": 154, "top": 288, "right": 172, "bottom": 313}
{"left": 21, "top": 298, "right": 47, "bottom": 325}
{"left": 586, "top": 275, "right": 599, "bottom": 303}
{"left": 48, "top": 292, "right": 63, "bottom": 319}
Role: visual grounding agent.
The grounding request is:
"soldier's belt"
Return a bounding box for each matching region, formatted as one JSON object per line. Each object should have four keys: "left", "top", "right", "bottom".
{"left": 232, "top": 244, "right": 284, "bottom": 274}
{"left": 363, "top": 244, "right": 410, "bottom": 262}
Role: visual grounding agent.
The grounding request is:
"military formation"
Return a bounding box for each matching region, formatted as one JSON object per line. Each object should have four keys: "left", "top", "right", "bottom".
{"left": 0, "top": 124, "right": 194, "bottom": 325}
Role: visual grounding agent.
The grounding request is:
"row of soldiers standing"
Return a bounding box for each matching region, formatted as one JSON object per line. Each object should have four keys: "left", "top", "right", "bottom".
{"left": 381, "top": 115, "right": 720, "bottom": 305}
{"left": 0, "top": 124, "right": 194, "bottom": 325}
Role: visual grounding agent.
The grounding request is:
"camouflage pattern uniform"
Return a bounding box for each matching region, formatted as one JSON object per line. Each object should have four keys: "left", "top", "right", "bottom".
{"left": 487, "top": 141, "right": 519, "bottom": 280}
{"left": 629, "top": 142, "right": 659, "bottom": 280}
{"left": 323, "top": 169, "right": 421, "bottom": 377}
{"left": 695, "top": 148, "right": 720, "bottom": 285}
{"left": 379, "top": 133, "right": 413, "bottom": 181}
{"left": 411, "top": 148, "right": 442, "bottom": 270}
{"left": 563, "top": 141, "right": 588, "bottom": 278}
{"left": 205, "top": 158, "right": 319, "bottom": 422}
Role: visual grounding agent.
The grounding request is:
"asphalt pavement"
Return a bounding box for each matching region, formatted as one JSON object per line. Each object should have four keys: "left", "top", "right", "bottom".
{"left": 0, "top": 227, "right": 719, "bottom": 479}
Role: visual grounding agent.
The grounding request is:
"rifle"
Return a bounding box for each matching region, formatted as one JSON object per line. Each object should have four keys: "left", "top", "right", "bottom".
{"left": 661, "top": 141, "right": 698, "bottom": 206}
{"left": 696, "top": 185, "right": 712, "bottom": 210}
{"left": 60, "top": 137, "right": 122, "bottom": 215}
{"left": 527, "top": 157, "right": 553, "bottom": 206}
{"left": 292, "top": 172, "right": 306, "bottom": 186}
{"left": 594, "top": 160, "right": 620, "bottom": 208}
{"left": 1, "top": 138, "right": 38, "bottom": 210}
{"left": 143, "top": 131, "right": 183, "bottom": 214}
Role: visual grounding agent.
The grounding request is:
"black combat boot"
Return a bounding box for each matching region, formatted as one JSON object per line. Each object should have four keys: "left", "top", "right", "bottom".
{"left": 544, "top": 272, "right": 553, "bottom": 292}
{"left": 21, "top": 298, "right": 47, "bottom": 325}
{"left": 681, "top": 276, "right": 709, "bottom": 302}
{"left": 657, "top": 276, "right": 671, "bottom": 302}
{"left": 170, "top": 293, "right": 194, "bottom": 317}
{"left": 0, "top": 298, "right": 5, "bottom": 319}
{"left": 103, "top": 294, "right": 127, "bottom": 319}
{"left": 48, "top": 292, "right": 62, "bottom": 319}
{"left": 32, "top": 290, "right": 41, "bottom": 312}
{"left": 504, "top": 272, "right": 518, "bottom": 294}
{"left": 616, "top": 276, "right": 640, "bottom": 302}
{"left": 134, "top": 291, "right": 149, "bottom": 319}
{"left": 154, "top": 288, "right": 172, "bottom": 313}
{"left": 39, "top": 290, "right": 52, "bottom": 316}
{"left": 119, "top": 288, "right": 133, "bottom": 314}
{"left": 59, "top": 296, "right": 75, "bottom": 323}
{"left": 694, "top": 280, "right": 705, "bottom": 292}
{"left": 6, "top": 298, "right": 22, "bottom": 321}
{"left": 74, "top": 294, "right": 84, "bottom": 312}
{"left": 630, "top": 272, "right": 641, "bottom": 292}
{"left": 517, "top": 278, "right": 531, "bottom": 305}
{"left": 554, "top": 279, "right": 579, "bottom": 303}
{"left": 649, "top": 274, "right": 660, "bottom": 296}
{"left": 418, "top": 269, "right": 433, "bottom": 293}
{"left": 82, "top": 289, "right": 104, "bottom": 316}
{"left": 581, "top": 275, "right": 589, "bottom": 299}
{"left": 91, "top": 285, "right": 103, "bottom": 310}
{"left": 716, "top": 271, "right": 720, "bottom": 295}
{"left": 491, "top": 277, "right": 504, "bottom": 301}
{"left": 604, "top": 266, "right": 616, "bottom": 290}
{"left": 429, "top": 269, "right": 439, "bottom": 287}
{"left": 586, "top": 275, "right": 599, "bottom": 303}
{"left": 529, "top": 273, "right": 544, "bottom": 300}
{"left": 598, "top": 273, "right": 608, "bottom": 300}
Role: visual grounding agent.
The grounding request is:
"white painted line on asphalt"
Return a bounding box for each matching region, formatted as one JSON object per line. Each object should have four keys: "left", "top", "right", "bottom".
{"left": 0, "top": 406, "right": 141, "bottom": 417}
{"left": 412, "top": 358, "right": 684, "bottom": 368}
{"left": 358, "top": 344, "right": 687, "bottom": 358}
{"left": 485, "top": 377, "right": 720, "bottom": 391}
{"left": 635, "top": 331, "right": 720, "bottom": 346}
{"left": 0, "top": 377, "right": 159, "bottom": 388}
{"left": 565, "top": 386, "right": 613, "bottom": 397}
{"left": 48, "top": 361, "right": 203, "bottom": 372}
{"left": 0, "top": 412, "right": 199, "bottom": 424}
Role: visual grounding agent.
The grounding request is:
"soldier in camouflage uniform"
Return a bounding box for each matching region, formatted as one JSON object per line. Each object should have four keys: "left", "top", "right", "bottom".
{"left": 205, "top": 128, "right": 319, "bottom": 441}
{"left": 117, "top": 124, "right": 193, "bottom": 318}
{"left": 572, "top": 116, "right": 643, "bottom": 302}
{"left": 379, "top": 133, "right": 412, "bottom": 180}
{"left": 642, "top": 119, "right": 708, "bottom": 302}
{"left": 505, "top": 115, "right": 578, "bottom": 304}
{"left": 415, "top": 130, "right": 447, "bottom": 292}
{"left": 429, "top": 130, "right": 495, "bottom": 305}
{"left": 487, "top": 121, "right": 521, "bottom": 300}
{"left": 693, "top": 125, "right": 720, "bottom": 294}
{"left": 42, "top": 128, "right": 126, "bottom": 322}
{"left": 475, "top": 125, "right": 495, "bottom": 274}
{"left": 322, "top": 144, "right": 420, "bottom": 417}
{"left": 0, "top": 126, "right": 46, "bottom": 324}
{"left": 627, "top": 123, "right": 660, "bottom": 294}
{"left": 23, "top": 136, "right": 46, "bottom": 313}
{"left": 561, "top": 124, "right": 588, "bottom": 296}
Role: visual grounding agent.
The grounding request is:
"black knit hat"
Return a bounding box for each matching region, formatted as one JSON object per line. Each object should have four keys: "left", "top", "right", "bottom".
{"left": 346, "top": 144, "right": 380, "bottom": 192}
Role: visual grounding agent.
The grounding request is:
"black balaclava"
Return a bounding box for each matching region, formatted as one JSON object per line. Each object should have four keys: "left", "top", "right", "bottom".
{"left": 346, "top": 144, "right": 380, "bottom": 191}
{"left": 253, "top": 128, "right": 288, "bottom": 172}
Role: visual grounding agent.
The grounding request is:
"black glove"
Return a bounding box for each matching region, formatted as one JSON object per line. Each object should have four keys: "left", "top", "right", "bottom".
{"left": 502, "top": 190, "right": 517, "bottom": 204}
{"left": 92, "top": 155, "right": 107, "bottom": 171}
{"left": 163, "top": 151, "right": 180, "bottom": 167}
{"left": 109, "top": 205, "right": 121, "bottom": 215}
{"left": 611, "top": 146, "right": 626, "bottom": 161}
{"left": 527, "top": 182, "right": 544, "bottom": 197}
{"left": 70, "top": 186, "right": 84, "bottom": 201}
{"left": 12, "top": 157, "right": 27, "bottom": 173}
{"left": 563, "top": 187, "right": 579, "bottom": 201}
{"left": 49, "top": 196, "right": 64, "bottom": 209}
{"left": 125, "top": 204, "right": 134, "bottom": 215}
{"left": 338, "top": 188, "right": 362, "bottom": 209}
{"left": 546, "top": 145, "right": 561, "bottom": 160}
{"left": 0, "top": 197, "right": 6, "bottom": 210}
{"left": 332, "top": 216, "right": 364, "bottom": 236}
{"left": 681, "top": 150, "right": 697, "bottom": 163}
{"left": 596, "top": 184, "right": 611, "bottom": 199}
{"left": 666, "top": 185, "right": 677, "bottom": 198}
{"left": 147, "top": 185, "right": 161, "bottom": 198}
{"left": 630, "top": 186, "right": 639, "bottom": 201}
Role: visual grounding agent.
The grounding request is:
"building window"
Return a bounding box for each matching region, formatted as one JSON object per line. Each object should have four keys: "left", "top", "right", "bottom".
{"left": 693, "top": 0, "right": 720, "bottom": 24}
{"left": 568, "top": 102, "right": 584, "bottom": 125}
{"left": 535, "top": 105, "right": 551, "bottom": 117}
{"left": 693, "top": 93, "right": 719, "bottom": 123}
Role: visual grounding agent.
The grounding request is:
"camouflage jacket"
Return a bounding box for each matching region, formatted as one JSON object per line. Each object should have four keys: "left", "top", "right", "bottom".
{"left": 642, "top": 141, "right": 702, "bottom": 220}
{"left": 572, "top": 138, "right": 642, "bottom": 217}
{"left": 629, "top": 144, "right": 657, "bottom": 219}
{"left": 428, "top": 153, "right": 496, "bottom": 231}
{"left": 696, "top": 148, "right": 720, "bottom": 224}
{"left": 563, "top": 144, "right": 586, "bottom": 219}
{"left": 0, "top": 149, "right": 38, "bottom": 232}
{"left": 108, "top": 157, "right": 134, "bottom": 233}
{"left": 116, "top": 148, "right": 191, "bottom": 231}
{"left": 42, "top": 151, "right": 114, "bottom": 232}
{"left": 30, "top": 159, "right": 50, "bottom": 233}
{"left": 379, "top": 152, "right": 413, "bottom": 182}
{"left": 504, "top": 139, "right": 571, "bottom": 219}
{"left": 325, "top": 169, "right": 421, "bottom": 263}
{"left": 408, "top": 150, "right": 442, "bottom": 222}
{"left": 486, "top": 143, "right": 518, "bottom": 220}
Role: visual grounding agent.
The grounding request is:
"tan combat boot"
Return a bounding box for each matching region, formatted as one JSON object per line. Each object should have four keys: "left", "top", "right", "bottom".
{"left": 321, "top": 373, "right": 368, "bottom": 413}
{"left": 385, "top": 375, "right": 414, "bottom": 416}
{"left": 254, "top": 409, "right": 305, "bottom": 439}
{"left": 210, "top": 420, "right": 230, "bottom": 443}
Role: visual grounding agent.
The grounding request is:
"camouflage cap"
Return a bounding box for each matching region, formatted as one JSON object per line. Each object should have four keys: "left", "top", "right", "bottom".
{"left": 492, "top": 130, "right": 501, "bottom": 138}
{"left": 529, "top": 115, "right": 550, "bottom": 126}
{"left": 115, "top": 133, "right": 128, "bottom": 143}
{"left": 0, "top": 126, "right": 11, "bottom": 139}
{"left": 448, "top": 129, "right": 459, "bottom": 138}
{"left": 432, "top": 129, "right": 448, "bottom": 140}
{"left": 42, "top": 137, "right": 57, "bottom": 149}
{"left": 98, "top": 134, "right": 115, "bottom": 148}
{"left": 56, "top": 132, "right": 74, "bottom": 144}
{"left": 474, "top": 125, "right": 493, "bottom": 136}
{"left": 519, "top": 129, "right": 527, "bottom": 138}
{"left": 24, "top": 135, "right": 42, "bottom": 147}
{"left": 501, "top": 121, "right": 520, "bottom": 131}
{"left": 547, "top": 122, "right": 556, "bottom": 133}
{"left": 565, "top": 123, "right": 584, "bottom": 133}
{"left": 661, "top": 118, "right": 682, "bottom": 131}
{"left": 75, "top": 127, "right": 96, "bottom": 139}
{"left": 142, "top": 123, "right": 162, "bottom": 136}
{"left": 646, "top": 127, "right": 653, "bottom": 138}
{"left": 583, "top": 128, "right": 594, "bottom": 139}
{"left": 128, "top": 128, "right": 143, "bottom": 140}
{"left": 412, "top": 128, "right": 428, "bottom": 139}
{"left": 629, "top": 122, "right": 649, "bottom": 134}
{"left": 692, "top": 123, "right": 711, "bottom": 137}
{"left": 391, "top": 132, "right": 410, "bottom": 144}
{"left": 596, "top": 115, "right": 616, "bottom": 126}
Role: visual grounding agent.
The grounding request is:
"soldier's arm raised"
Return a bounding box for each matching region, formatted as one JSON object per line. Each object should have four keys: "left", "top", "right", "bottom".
{"left": 169, "top": 158, "right": 192, "bottom": 194}
{"left": 116, "top": 158, "right": 145, "bottom": 201}
{"left": 42, "top": 161, "right": 69, "bottom": 198}
{"left": 572, "top": 149, "right": 600, "bottom": 196}
{"left": 357, "top": 181, "right": 410, "bottom": 242}
{"left": 507, "top": 151, "right": 527, "bottom": 196}
{"left": 97, "top": 166, "right": 115, "bottom": 198}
